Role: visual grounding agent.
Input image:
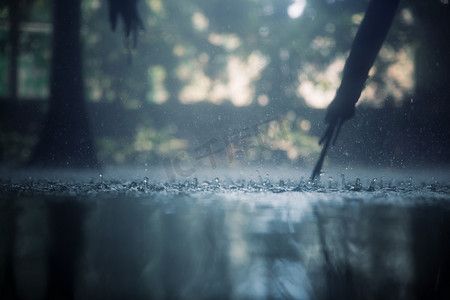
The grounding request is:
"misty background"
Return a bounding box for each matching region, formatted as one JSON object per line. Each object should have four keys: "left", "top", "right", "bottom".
{"left": 0, "top": 0, "right": 449, "bottom": 175}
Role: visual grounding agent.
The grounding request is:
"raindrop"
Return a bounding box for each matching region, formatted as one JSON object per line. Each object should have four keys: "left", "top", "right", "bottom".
{"left": 193, "top": 177, "right": 198, "bottom": 187}
{"left": 367, "top": 178, "right": 377, "bottom": 191}
{"left": 328, "top": 176, "right": 333, "bottom": 189}
{"left": 236, "top": 179, "right": 245, "bottom": 188}
{"left": 214, "top": 177, "right": 220, "bottom": 184}
{"left": 406, "top": 176, "right": 413, "bottom": 187}
{"left": 354, "top": 178, "right": 362, "bottom": 191}
{"left": 341, "top": 174, "right": 346, "bottom": 188}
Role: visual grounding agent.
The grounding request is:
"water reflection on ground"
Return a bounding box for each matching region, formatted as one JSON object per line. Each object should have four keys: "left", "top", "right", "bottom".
{"left": 1, "top": 175, "right": 450, "bottom": 299}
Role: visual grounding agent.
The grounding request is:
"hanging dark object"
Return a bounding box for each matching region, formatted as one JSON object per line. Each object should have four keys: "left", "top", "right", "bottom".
{"left": 311, "top": 118, "right": 343, "bottom": 181}
{"left": 310, "top": 0, "right": 400, "bottom": 181}
{"left": 107, "top": 0, "right": 144, "bottom": 47}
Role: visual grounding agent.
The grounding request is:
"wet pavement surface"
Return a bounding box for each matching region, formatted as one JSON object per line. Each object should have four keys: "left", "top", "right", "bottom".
{"left": 1, "top": 168, "right": 450, "bottom": 299}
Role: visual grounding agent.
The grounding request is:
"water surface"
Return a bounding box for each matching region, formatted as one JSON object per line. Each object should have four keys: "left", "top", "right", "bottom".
{"left": 1, "top": 169, "right": 450, "bottom": 299}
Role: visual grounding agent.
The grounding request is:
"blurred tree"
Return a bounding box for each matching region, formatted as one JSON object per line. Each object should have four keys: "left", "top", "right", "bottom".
{"left": 29, "top": 0, "right": 143, "bottom": 168}
{"left": 410, "top": 0, "right": 450, "bottom": 110}
{"left": 29, "top": 0, "right": 99, "bottom": 168}
{"left": 8, "top": 0, "right": 19, "bottom": 101}
{"left": 2, "top": 0, "right": 447, "bottom": 167}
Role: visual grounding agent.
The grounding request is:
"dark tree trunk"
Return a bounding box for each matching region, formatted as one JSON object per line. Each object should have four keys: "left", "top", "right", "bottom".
{"left": 412, "top": 1, "right": 450, "bottom": 111}
{"left": 8, "top": 0, "right": 19, "bottom": 101}
{"left": 406, "top": 1, "right": 450, "bottom": 163}
{"left": 46, "top": 200, "right": 86, "bottom": 300}
{"left": 29, "top": 0, "right": 99, "bottom": 168}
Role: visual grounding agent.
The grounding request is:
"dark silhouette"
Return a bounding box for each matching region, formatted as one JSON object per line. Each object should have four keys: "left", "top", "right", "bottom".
{"left": 8, "top": 0, "right": 19, "bottom": 101}
{"left": 108, "top": 0, "right": 144, "bottom": 47}
{"left": 311, "top": 0, "right": 400, "bottom": 180}
{"left": 46, "top": 200, "right": 86, "bottom": 300}
{"left": 0, "top": 198, "right": 19, "bottom": 300}
{"left": 410, "top": 206, "right": 450, "bottom": 300}
{"left": 29, "top": 0, "right": 99, "bottom": 169}
{"left": 28, "top": 0, "right": 142, "bottom": 169}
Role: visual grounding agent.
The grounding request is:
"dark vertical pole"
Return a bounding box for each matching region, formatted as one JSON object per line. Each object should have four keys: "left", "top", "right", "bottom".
{"left": 46, "top": 200, "right": 86, "bottom": 300}
{"left": 9, "top": 0, "right": 19, "bottom": 101}
{"left": 29, "top": 0, "right": 99, "bottom": 168}
{"left": 0, "top": 198, "right": 19, "bottom": 300}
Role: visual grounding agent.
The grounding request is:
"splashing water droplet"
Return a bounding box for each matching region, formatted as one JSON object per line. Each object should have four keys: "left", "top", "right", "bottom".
{"left": 353, "top": 178, "right": 362, "bottom": 191}
{"left": 214, "top": 177, "right": 220, "bottom": 184}
{"left": 368, "top": 178, "right": 376, "bottom": 191}
{"left": 406, "top": 176, "right": 413, "bottom": 187}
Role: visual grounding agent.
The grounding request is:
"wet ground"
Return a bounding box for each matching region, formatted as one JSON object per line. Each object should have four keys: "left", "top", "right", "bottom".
{"left": 1, "top": 167, "right": 450, "bottom": 299}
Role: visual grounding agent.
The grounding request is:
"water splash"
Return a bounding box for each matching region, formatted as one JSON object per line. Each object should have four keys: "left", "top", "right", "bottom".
{"left": 1, "top": 173, "right": 450, "bottom": 198}
{"left": 341, "top": 174, "right": 346, "bottom": 189}
{"left": 352, "top": 178, "right": 362, "bottom": 191}
{"left": 193, "top": 177, "right": 198, "bottom": 188}
{"left": 367, "top": 178, "right": 377, "bottom": 192}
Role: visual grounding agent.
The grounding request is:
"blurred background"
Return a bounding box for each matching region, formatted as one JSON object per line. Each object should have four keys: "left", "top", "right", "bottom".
{"left": 0, "top": 0, "right": 449, "bottom": 175}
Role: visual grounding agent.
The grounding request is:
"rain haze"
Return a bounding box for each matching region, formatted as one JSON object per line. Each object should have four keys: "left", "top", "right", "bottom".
{"left": 1, "top": 0, "right": 450, "bottom": 299}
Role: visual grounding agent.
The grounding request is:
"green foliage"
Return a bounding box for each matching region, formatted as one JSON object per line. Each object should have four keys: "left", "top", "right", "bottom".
{"left": 4, "top": 0, "right": 445, "bottom": 166}
{"left": 0, "top": 0, "right": 51, "bottom": 98}
{"left": 96, "top": 124, "right": 188, "bottom": 165}
{"left": 0, "top": 129, "right": 37, "bottom": 166}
